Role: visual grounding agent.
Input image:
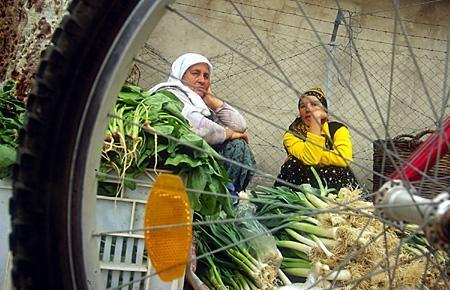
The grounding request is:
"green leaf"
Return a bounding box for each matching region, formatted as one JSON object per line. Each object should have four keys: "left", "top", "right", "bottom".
{"left": 136, "top": 149, "right": 152, "bottom": 167}
{"left": 1, "top": 135, "right": 15, "bottom": 146}
{"left": 179, "top": 133, "right": 205, "bottom": 148}
{"left": 165, "top": 154, "right": 203, "bottom": 168}
{"left": 158, "top": 89, "right": 184, "bottom": 104}
{"left": 118, "top": 92, "right": 142, "bottom": 105}
{"left": 167, "top": 139, "right": 178, "bottom": 154}
{"left": 218, "top": 182, "right": 234, "bottom": 217}
{"left": 0, "top": 166, "right": 11, "bottom": 179}
{"left": 124, "top": 177, "right": 137, "bottom": 190}
{"left": 97, "top": 182, "right": 118, "bottom": 197}
{"left": 199, "top": 181, "right": 218, "bottom": 216}
{"left": 156, "top": 143, "right": 168, "bottom": 153}
{"left": 187, "top": 170, "right": 202, "bottom": 211}
{"left": 153, "top": 124, "right": 174, "bottom": 136}
{"left": 206, "top": 159, "right": 223, "bottom": 177}
{"left": 121, "top": 84, "right": 143, "bottom": 93}
{"left": 188, "top": 166, "right": 208, "bottom": 192}
{"left": 163, "top": 102, "right": 185, "bottom": 120}
{"left": 193, "top": 149, "right": 208, "bottom": 159}
{"left": 0, "top": 144, "right": 16, "bottom": 178}
{"left": 143, "top": 92, "right": 171, "bottom": 111}
{"left": 0, "top": 144, "right": 16, "bottom": 166}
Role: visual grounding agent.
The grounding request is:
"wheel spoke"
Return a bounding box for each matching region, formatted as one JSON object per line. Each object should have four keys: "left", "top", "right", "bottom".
{"left": 133, "top": 57, "right": 443, "bottom": 189}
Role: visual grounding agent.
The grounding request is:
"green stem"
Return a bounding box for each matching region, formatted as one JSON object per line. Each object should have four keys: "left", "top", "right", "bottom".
{"left": 282, "top": 267, "right": 311, "bottom": 278}
{"left": 276, "top": 240, "right": 312, "bottom": 255}
{"left": 305, "top": 192, "right": 328, "bottom": 209}
{"left": 289, "top": 222, "right": 337, "bottom": 239}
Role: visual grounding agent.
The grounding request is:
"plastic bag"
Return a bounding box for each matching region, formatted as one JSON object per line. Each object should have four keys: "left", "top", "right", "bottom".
{"left": 236, "top": 200, "right": 283, "bottom": 268}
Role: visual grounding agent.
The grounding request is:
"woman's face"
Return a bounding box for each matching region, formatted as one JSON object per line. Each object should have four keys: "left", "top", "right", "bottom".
{"left": 299, "top": 95, "right": 325, "bottom": 126}
{"left": 182, "top": 63, "right": 210, "bottom": 97}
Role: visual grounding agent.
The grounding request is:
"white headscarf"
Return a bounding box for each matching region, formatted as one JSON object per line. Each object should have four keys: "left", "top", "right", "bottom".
{"left": 150, "top": 53, "right": 213, "bottom": 117}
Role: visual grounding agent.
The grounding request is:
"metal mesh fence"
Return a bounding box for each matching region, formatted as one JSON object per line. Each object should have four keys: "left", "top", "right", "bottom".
{"left": 132, "top": 34, "right": 449, "bottom": 190}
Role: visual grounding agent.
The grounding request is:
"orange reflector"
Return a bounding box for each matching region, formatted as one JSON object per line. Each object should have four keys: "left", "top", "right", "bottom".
{"left": 144, "top": 173, "right": 192, "bottom": 281}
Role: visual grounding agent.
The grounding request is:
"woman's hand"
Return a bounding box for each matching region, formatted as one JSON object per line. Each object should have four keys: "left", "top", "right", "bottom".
{"left": 225, "top": 128, "right": 249, "bottom": 143}
{"left": 308, "top": 105, "right": 328, "bottom": 135}
{"left": 311, "top": 106, "right": 328, "bottom": 124}
{"left": 202, "top": 85, "right": 224, "bottom": 111}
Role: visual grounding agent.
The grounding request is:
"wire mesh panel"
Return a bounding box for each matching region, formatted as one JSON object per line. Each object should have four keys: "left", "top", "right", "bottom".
{"left": 330, "top": 46, "right": 449, "bottom": 186}
{"left": 132, "top": 38, "right": 448, "bottom": 191}
{"left": 133, "top": 39, "right": 329, "bottom": 187}
{"left": 130, "top": 0, "right": 449, "bottom": 191}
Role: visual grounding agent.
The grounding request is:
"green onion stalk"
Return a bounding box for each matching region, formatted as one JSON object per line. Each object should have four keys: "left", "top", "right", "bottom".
{"left": 251, "top": 184, "right": 337, "bottom": 262}
{"left": 196, "top": 235, "right": 227, "bottom": 290}
{"left": 235, "top": 202, "right": 283, "bottom": 286}
{"left": 195, "top": 214, "right": 278, "bottom": 289}
{"left": 250, "top": 179, "right": 344, "bottom": 284}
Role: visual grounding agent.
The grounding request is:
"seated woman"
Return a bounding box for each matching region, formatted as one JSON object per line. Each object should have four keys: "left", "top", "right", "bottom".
{"left": 150, "top": 52, "right": 256, "bottom": 192}
{"left": 274, "top": 88, "right": 358, "bottom": 191}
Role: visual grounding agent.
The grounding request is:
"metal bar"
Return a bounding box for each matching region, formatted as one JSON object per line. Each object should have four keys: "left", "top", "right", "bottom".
{"left": 326, "top": 8, "right": 342, "bottom": 99}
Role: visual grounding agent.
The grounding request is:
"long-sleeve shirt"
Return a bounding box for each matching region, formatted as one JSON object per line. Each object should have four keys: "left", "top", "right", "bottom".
{"left": 283, "top": 122, "right": 353, "bottom": 167}
{"left": 191, "top": 103, "right": 247, "bottom": 144}
{"left": 167, "top": 87, "right": 247, "bottom": 144}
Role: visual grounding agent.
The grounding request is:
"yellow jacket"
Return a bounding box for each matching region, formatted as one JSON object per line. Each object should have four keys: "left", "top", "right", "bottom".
{"left": 283, "top": 122, "right": 353, "bottom": 167}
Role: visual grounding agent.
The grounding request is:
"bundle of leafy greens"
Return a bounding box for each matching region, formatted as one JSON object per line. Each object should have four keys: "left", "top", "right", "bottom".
{"left": 0, "top": 81, "right": 25, "bottom": 179}
{"left": 100, "top": 84, "right": 233, "bottom": 216}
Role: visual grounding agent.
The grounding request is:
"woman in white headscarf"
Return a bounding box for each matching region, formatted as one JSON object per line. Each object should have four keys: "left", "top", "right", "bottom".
{"left": 150, "top": 52, "right": 256, "bottom": 192}
{"left": 150, "top": 52, "right": 248, "bottom": 145}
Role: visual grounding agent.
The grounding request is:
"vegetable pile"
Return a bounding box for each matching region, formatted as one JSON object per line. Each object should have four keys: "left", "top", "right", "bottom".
{"left": 101, "top": 84, "right": 448, "bottom": 289}
{"left": 192, "top": 171, "right": 448, "bottom": 289}
{"left": 250, "top": 181, "right": 449, "bottom": 289}
{"left": 101, "top": 85, "right": 233, "bottom": 216}
{"left": 195, "top": 205, "right": 282, "bottom": 290}
{"left": 0, "top": 81, "right": 25, "bottom": 179}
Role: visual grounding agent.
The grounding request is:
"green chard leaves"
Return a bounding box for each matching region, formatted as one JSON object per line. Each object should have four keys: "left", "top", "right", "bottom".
{"left": 101, "top": 85, "right": 233, "bottom": 217}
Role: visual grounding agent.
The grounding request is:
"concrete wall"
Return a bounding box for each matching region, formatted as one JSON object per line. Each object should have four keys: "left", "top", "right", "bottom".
{"left": 134, "top": 0, "right": 449, "bottom": 189}
{"left": 1, "top": 0, "right": 70, "bottom": 100}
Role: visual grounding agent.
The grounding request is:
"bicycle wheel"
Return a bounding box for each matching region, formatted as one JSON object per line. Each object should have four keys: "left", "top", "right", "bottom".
{"left": 10, "top": 0, "right": 169, "bottom": 288}
{"left": 10, "top": 0, "right": 449, "bottom": 289}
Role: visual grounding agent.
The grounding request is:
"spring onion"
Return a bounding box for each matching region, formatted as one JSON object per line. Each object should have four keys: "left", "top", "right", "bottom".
{"left": 288, "top": 222, "right": 337, "bottom": 239}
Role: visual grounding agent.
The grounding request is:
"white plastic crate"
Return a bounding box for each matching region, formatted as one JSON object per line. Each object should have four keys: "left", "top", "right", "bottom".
{"left": 0, "top": 178, "right": 12, "bottom": 290}
{"left": 96, "top": 169, "right": 185, "bottom": 290}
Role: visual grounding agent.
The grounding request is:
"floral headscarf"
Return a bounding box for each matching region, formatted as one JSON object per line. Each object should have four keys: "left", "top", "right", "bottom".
{"left": 289, "top": 87, "right": 327, "bottom": 138}
{"left": 303, "top": 87, "right": 327, "bottom": 109}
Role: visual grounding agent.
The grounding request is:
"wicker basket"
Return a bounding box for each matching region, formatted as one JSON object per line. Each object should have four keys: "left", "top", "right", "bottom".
{"left": 372, "top": 130, "right": 450, "bottom": 197}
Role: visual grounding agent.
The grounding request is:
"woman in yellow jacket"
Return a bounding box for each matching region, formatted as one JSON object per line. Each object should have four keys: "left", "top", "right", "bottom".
{"left": 274, "top": 88, "right": 358, "bottom": 191}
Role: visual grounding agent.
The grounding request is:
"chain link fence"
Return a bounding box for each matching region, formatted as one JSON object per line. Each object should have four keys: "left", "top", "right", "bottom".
{"left": 131, "top": 33, "right": 449, "bottom": 190}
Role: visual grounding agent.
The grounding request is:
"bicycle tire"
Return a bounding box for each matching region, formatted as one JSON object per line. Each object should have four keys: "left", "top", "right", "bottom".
{"left": 9, "top": 0, "right": 449, "bottom": 289}
{"left": 10, "top": 0, "right": 142, "bottom": 289}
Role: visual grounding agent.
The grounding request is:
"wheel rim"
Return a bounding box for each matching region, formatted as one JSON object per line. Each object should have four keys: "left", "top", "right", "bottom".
{"left": 14, "top": 0, "right": 449, "bottom": 289}
{"left": 91, "top": 1, "right": 449, "bottom": 289}
{"left": 69, "top": 0, "right": 174, "bottom": 288}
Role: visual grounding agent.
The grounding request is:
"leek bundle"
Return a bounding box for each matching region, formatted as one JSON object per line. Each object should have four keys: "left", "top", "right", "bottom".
{"left": 252, "top": 174, "right": 448, "bottom": 289}
{"left": 195, "top": 213, "right": 280, "bottom": 290}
